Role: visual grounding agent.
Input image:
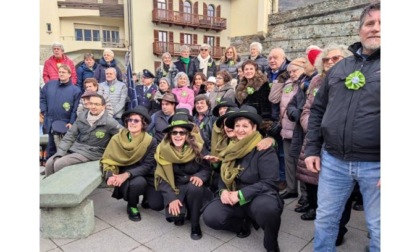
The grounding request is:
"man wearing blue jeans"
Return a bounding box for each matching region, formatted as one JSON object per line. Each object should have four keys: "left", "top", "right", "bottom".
{"left": 304, "top": 2, "right": 380, "bottom": 252}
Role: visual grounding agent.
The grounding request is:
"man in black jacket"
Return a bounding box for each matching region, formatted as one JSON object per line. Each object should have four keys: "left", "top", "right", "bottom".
{"left": 304, "top": 2, "right": 380, "bottom": 251}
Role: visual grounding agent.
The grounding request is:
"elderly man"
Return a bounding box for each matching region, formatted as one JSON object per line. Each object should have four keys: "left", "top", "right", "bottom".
{"left": 44, "top": 94, "right": 122, "bottom": 177}
{"left": 267, "top": 47, "right": 290, "bottom": 192}
{"left": 42, "top": 42, "right": 77, "bottom": 84}
{"left": 147, "top": 93, "right": 178, "bottom": 143}
{"left": 40, "top": 65, "right": 82, "bottom": 160}
{"left": 305, "top": 2, "right": 381, "bottom": 251}
{"left": 99, "top": 67, "right": 128, "bottom": 125}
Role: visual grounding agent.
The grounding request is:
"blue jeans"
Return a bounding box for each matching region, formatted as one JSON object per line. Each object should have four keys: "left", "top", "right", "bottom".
{"left": 314, "top": 149, "right": 380, "bottom": 252}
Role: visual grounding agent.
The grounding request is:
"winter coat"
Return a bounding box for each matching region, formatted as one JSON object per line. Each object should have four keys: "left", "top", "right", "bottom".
{"left": 172, "top": 86, "right": 195, "bottom": 115}
{"left": 295, "top": 74, "right": 325, "bottom": 186}
{"left": 147, "top": 110, "right": 172, "bottom": 143}
{"left": 99, "top": 79, "right": 128, "bottom": 119}
{"left": 40, "top": 79, "right": 81, "bottom": 134}
{"left": 218, "top": 147, "right": 281, "bottom": 200}
{"left": 189, "top": 56, "right": 217, "bottom": 79}
{"left": 55, "top": 110, "right": 122, "bottom": 160}
{"left": 43, "top": 54, "right": 77, "bottom": 84}
{"left": 208, "top": 83, "right": 235, "bottom": 109}
{"left": 135, "top": 84, "right": 158, "bottom": 114}
{"left": 174, "top": 56, "right": 195, "bottom": 82}
{"left": 305, "top": 42, "right": 380, "bottom": 161}
{"left": 193, "top": 110, "right": 216, "bottom": 153}
{"left": 218, "top": 56, "right": 241, "bottom": 79}
{"left": 76, "top": 62, "right": 98, "bottom": 92}
{"left": 154, "top": 64, "right": 179, "bottom": 88}
{"left": 112, "top": 137, "right": 158, "bottom": 201}
{"left": 235, "top": 71, "right": 273, "bottom": 136}
{"left": 248, "top": 54, "right": 269, "bottom": 74}
{"left": 93, "top": 57, "right": 123, "bottom": 83}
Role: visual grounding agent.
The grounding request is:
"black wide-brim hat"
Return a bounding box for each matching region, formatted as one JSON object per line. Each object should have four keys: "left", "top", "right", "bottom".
{"left": 121, "top": 105, "right": 151, "bottom": 124}
{"left": 224, "top": 105, "right": 262, "bottom": 129}
{"left": 163, "top": 112, "right": 194, "bottom": 133}
{"left": 215, "top": 107, "right": 239, "bottom": 128}
{"left": 212, "top": 97, "right": 237, "bottom": 117}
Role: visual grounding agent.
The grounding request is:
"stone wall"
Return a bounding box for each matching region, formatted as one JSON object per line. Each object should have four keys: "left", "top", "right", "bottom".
{"left": 233, "top": 0, "right": 373, "bottom": 60}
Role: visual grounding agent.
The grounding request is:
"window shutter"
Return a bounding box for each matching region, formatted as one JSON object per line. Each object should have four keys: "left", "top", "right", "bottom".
{"left": 180, "top": 32, "right": 184, "bottom": 44}
{"left": 216, "top": 37, "right": 220, "bottom": 46}
{"left": 193, "top": 2, "right": 198, "bottom": 14}
{"left": 154, "top": 30, "right": 159, "bottom": 41}
{"left": 203, "top": 3, "right": 208, "bottom": 16}
{"left": 193, "top": 34, "right": 197, "bottom": 45}
{"left": 203, "top": 35, "right": 207, "bottom": 44}
{"left": 168, "top": 0, "right": 173, "bottom": 10}
{"left": 216, "top": 5, "right": 221, "bottom": 17}
{"left": 153, "top": 0, "right": 157, "bottom": 9}
{"left": 179, "top": 0, "right": 183, "bottom": 11}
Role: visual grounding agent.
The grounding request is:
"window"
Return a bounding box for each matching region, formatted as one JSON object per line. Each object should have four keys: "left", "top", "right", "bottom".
{"left": 157, "top": 0, "right": 166, "bottom": 9}
{"left": 84, "top": 30, "right": 92, "bottom": 41}
{"left": 183, "top": 34, "right": 192, "bottom": 45}
{"left": 75, "top": 29, "right": 83, "bottom": 41}
{"left": 46, "top": 23, "right": 52, "bottom": 34}
{"left": 205, "top": 36, "right": 215, "bottom": 47}
{"left": 183, "top": 1, "right": 192, "bottom": 22}
{"left": 207, "top": 5, "right": 214, "bottom": 17}
{"left": 75, "top": 25, "right": 119, "bottom": 45}
{"left": 159, "top": 31, "right": 168, "bottom": 52}
{"left": 93, "top": 30, "right": 100, "bottom": 41}
{"left": 157, "top": 0, "right": 167, "bottom": 19}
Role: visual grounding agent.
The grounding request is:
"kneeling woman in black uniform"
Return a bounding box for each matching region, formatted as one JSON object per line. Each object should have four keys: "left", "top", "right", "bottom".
{"left": 202, "top": 105, "right": 284, "bottom": 252}
{"left": 101, "top": 105, "right": 164, "bottom": 222}
{"left": 154, "top": 111, "right": 211, "bottom": 240}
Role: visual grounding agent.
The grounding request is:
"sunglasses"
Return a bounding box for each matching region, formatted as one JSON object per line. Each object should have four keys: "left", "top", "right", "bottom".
{"left": 322, "top": 55, "right": 343, "bottom": 64}
{"left": 125, "top": 118, "right": 141, "bottom": 124}
{"left": 200, "top": 49, "right": 208, "bottom": 51}
{"left": 170, "top": 130, "right": 187, "bottom": 136}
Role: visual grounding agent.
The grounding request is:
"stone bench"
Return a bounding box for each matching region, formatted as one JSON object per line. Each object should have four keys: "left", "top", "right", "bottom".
{"left": 40, "top": 160, "right": 102, "bottom": 239}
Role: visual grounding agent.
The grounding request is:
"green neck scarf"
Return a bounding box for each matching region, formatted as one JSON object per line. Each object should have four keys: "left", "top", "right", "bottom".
{"left": 180, "top": 57, "right": 190, "bottom": 71}
{"left": 219, "top": 131, "right": 262, "bottom": 191}
{"left": 154, "top": 125, "right": 204, "bottom": 194}
{"left": 100, "top": 129, "right": 153, "bottom": 174}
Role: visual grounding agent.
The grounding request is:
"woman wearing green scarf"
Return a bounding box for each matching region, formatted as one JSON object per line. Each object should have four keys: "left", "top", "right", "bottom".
{"left": 202, "top": 105, "right": 283, "bottom": 252}
{"left": 101, "top": 105, "right": 164, "bottom": 222}
{"left": 154, "top": 111, "right": 211, "bottom": 240}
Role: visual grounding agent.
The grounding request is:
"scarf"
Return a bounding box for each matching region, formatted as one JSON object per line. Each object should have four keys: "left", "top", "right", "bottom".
{"left": 197, "top": 54, "right": 210, "bottom": 77}
{"left": 86, "top": 110, "right": 105, "bottom": 126}
{"left": 219, "top": 131, "right": 262, "bottom": 191}
{"left": 100, "top": 129, "right": 153, "bottom": 174}
{"left": 210, "top": 122, "right": 225, "bottom": 157}
{"left": 154, "top": 125, "right": 204, "bottom": 194}
{"left": 180, "top": 57, "right": 190, "bottom": 72}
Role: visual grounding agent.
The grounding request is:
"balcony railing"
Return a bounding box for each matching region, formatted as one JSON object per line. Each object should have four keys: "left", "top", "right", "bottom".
{"left": 152, "top": 9, "right": 227, "bottom": 32}
{"left": 153, "top": 42, "right": 225, "bottom": 60}
{"left": 60, "top": 36, "right": 126, "bottom": 49}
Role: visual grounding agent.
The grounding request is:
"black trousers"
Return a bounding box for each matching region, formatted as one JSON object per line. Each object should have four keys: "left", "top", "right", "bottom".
{"left": 202, "top": 194, "right": 283, "bottom": 251}
{"left": 183, "top": 183, "right": 206, "bottom": 227}
{"left": 119, "top": 176, "right": 164, "bottom": 211}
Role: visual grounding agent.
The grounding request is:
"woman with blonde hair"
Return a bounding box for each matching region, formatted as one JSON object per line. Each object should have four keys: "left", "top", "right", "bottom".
{"left": 218, "top": 46, "right": 241, "bottom": 79}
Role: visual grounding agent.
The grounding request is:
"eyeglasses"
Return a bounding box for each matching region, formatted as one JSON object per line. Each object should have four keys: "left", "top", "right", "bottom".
{"left": 170, "top": 130, "right": 187, "bottom": 136}
{"left": 125, "top": 118, "right": 141, "bottom": 124}
{"left": 322, "top": 55, "right": 343, "bottom": 64}
{"left": 200, "top": 49, "right": 208, "bottom": 51}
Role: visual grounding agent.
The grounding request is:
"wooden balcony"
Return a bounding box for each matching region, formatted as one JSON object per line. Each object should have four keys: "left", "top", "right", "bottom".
{"left": 153, "top": 42, "right": 225, "bottom": 60}
{"left": 57, "top": 1, "right": 124, "bottom": 18}
{"left": 152, "top": 9, "right": 227, "bottom": 32}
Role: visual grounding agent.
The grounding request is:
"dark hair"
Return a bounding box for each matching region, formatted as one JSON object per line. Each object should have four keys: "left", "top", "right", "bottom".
{"left": 241, "top": 60, "right": 259, "bottom": 72}
{"left": 164, "top": 127, "right": 202, "bottom": 159}
{"left": 83, "top": 77, "right": 98, "bottom": 89}
{"left": 216, "top": 70, "right": 232, "bottom": 83}
{"left": 89, "top": 94, "right": 106, "bottom": 106}
{"left": 124, "top": 114, "right": 149, "bottom": 131}
{"left": 192, "top": 72, "right": 207, "bottom": 86}
{"left": 359, "top": 1, "right": 380, "bottom": 30}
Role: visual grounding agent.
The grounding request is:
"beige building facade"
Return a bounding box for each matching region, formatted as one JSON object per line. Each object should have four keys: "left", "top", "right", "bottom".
{"left": 39, "top": 0, "right": 277, "bottom": 80}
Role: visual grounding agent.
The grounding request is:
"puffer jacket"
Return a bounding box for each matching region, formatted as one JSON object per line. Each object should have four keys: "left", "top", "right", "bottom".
{"left": 295, "top": 74, "right": 325, "bottom": 185}
{"left": 279, "top": 79, "right": 300, "bottom": 139}
{"left": 43, "top": 54, "right": 77, "bottom": 84}
{"left": 305, "top": 42, "right": 380, "bottom": 161}
{"left": 154, "top": 64, "right": 179, "bottom": 88}
{"left": 248, "top": 54, "right": 269, "bottom": 74}
{"left": 55, "top": 110, "right": 122, "bottom": 160}
{"left": 208, "top": 83, "right": 235, "bottom": 109}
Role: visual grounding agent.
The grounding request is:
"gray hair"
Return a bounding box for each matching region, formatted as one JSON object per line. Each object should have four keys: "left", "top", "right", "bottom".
{"left": 174, "top": 72, "right": 190, "bottom": 87}
{"left": 250, "top": 42, "right": 262, "bottom": 53}
{"left": 200, "top": 43, "right": 211, "bottom": 51}
{"left": 103, "top": 48, "right": 114, "bottom": 57}
{"left": 52, "top": 42, "right": 64, "bottom": 51}
{"left": 105, "top": 67, "right": 117, "bottom": 75}
{"left": 180, "top": 45, "right": 191, "bottom": 52}
{"left": 359, "top": 1, "right": 380, "bottom": 30}
{"left": 314, "top": 43, "right": 352, "bottom": 74}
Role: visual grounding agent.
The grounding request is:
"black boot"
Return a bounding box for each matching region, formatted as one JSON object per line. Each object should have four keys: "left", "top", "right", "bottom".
{"left": 190, "top": 224, "right": 202, "bottom": 240}
{"left": 236, "top": 218, "right": 251, "bottom": 238}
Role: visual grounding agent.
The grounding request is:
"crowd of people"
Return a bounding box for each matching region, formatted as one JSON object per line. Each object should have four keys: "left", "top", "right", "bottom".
{"left": 39, "top": 2, "right": 380, "bottom": 251}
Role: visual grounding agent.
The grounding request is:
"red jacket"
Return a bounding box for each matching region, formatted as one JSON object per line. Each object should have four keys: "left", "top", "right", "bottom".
{"left": 43, "top": 54, "right": 77, "bottom": 85}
